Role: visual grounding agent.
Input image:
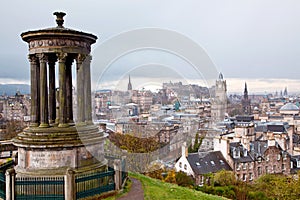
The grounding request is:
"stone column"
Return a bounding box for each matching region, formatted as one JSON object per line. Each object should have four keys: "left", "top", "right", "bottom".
{"left": 38, "top": 53, "right": 49, "bottom": 128}
{"left": 65, "top": 168, "right": 75, "bottom": 200}
{"left": 28, "top": 55, "right": 39, "bottom": 127}
{"left": 84, "top": 55, "right": 92, "bottom": 124}
{"left": 66, "top": 58, "right": 74, "bottom": 124}
{"left": 113, "top": 159, "right": 121, "bottom": 191}
{"left": 57, "top": 53, "right": 69, "bottom": 128}
{"left": 5, "top": 168, "right": 15, "bottom": 200}
{"left": 76, "top": 54, "right": 86, "bottom": 125}
{"left": 48, "top": 56, "right": 56, "bottom": 124}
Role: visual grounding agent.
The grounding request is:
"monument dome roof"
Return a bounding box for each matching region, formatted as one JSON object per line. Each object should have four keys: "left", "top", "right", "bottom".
{"left": 280, "top": 103, "right": 299, "bottom": 111}
{"left": 21, "top": 12, "right": 97, "bottom": 44}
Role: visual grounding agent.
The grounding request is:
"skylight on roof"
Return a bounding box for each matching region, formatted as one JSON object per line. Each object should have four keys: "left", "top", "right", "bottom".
{"left": 196, "top": 162, "right": 200, "bottom": 166}
{"left": 210, "top": 161, "right": 215, "bottom": 166}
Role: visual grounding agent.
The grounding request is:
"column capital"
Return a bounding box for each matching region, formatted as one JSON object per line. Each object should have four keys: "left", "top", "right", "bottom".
{"left": 76, "top": 54, "right": 86, "bottom": 65}
{"left": 57, "top": 52, "right": 68, "bottom": 63}
{"left": 28, "top": 54, "right": 38, "bottom": 63}
{"left": 85, "top": 54, "right": 92, "bottom": 62}
{"left": 36, "top": 53, "right": 48, "bottom": 63}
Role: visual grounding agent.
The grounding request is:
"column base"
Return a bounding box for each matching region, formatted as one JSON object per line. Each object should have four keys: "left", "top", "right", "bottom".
{"left": 76, "top": 122, "right": 87, "bottom": 127}
{"left": 39, "top": 123, "right": 49, "bottom": 128}
{"left": 30, "top": 123, "right": 39, "bottom": 127}
{"left": 85, "top": 120, "right": 93, "bottom": 125}
{"left": 58, "top": 123, "right": 70, "bottom": 128}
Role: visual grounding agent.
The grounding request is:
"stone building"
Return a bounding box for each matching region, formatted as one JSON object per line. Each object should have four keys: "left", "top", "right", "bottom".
{"left": 211, "top": 73, "right": 227, "bottom": 126}
{"left": 131, "top": 89, "right": 153, "bottom": 113}
{"left": 1, "top": 92, "right": 30, "bottom": 122}
{"left": 175, "top": 144, "right": 232, "bottom": 185}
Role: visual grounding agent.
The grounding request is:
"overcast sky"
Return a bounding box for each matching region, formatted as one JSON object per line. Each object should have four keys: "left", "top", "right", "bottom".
{"left": 1, "top": 0, "right": 300, "bottom": 93}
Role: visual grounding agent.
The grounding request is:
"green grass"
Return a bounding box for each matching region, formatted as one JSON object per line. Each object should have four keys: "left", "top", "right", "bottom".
{"left": 129, "top": 172, "right": 227, "bottom": 200}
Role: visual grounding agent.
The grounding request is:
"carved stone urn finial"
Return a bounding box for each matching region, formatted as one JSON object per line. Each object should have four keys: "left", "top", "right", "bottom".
{"left": 53, "top": 12, "right": 66, "bottom": 28}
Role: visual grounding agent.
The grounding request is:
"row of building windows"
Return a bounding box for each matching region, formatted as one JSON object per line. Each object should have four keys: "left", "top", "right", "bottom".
{"left": 237, "top": 162, "right": 286, "bottom": 173}
{"left": 237, "top": 173, "right": 253, "bottom": 181}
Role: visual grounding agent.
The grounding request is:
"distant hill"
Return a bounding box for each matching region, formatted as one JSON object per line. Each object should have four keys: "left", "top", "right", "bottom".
{"left": 0, "top": 84, "right": 30, "bottom": 96}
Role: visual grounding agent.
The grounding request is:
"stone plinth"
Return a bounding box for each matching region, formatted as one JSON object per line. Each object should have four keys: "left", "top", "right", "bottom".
{"left": 13, "top": 125, "right": 106, "bottom": 175}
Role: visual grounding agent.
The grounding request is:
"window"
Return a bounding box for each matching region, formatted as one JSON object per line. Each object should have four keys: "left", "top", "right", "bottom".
{"left": 265, "top": 166, "right": 269, "bottom": 174}
{"left": 243, "top": 163, "right": 247, "bottom": 170}
{"left": 237, "top": 163, "right": 240, "bottom": 171}
{"left": 266, "top": 155, "right": 269, "bottom": 162}
{"left": 297, "top": 160, "right": 300, "bottom": 168}
{"left": 258, "top": 167, "right": 261, "bottom": 176}
{"left": 249, "top": 162, "right": 253, "bottom": 169}
{"left": 282, "top": 164, "right": 285, "bottom": 171}
{"left": 273, "top": 165, "right": 276, "bottom": 172}
{"left": 243, "top": 174, "right": 247, "bottom": 181}
{"left": 283, "top": 154, "right": 287, "bottom": 160}
{"left": 249, "top": 173, "right": 253, "bottom": 181}
{"left": 277, "top": 154, "right": 281, "bottom": 161}
{"left": 258, "top": 157, "right": 262, "bottom": 163}
{"left": 179, "top": 162, "right": 182, "bottom": 168}
{"left": 200, "top": 176, "right": 204, "bottom": 185}
{"left": 184, "top": 164, "right": 187, "bottom": 170}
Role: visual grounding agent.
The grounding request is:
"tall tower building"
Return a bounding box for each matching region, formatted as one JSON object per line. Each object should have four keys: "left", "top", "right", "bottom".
{"left": 242, "top": 82, "right": 251, "bottom": 115}
{"left": 211, "top": 73, "right": 227, "bottom": 126}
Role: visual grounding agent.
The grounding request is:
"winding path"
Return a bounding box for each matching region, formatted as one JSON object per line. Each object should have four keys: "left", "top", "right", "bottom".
{"left": 117, "top": 178, "right": 144, "bottom": 200}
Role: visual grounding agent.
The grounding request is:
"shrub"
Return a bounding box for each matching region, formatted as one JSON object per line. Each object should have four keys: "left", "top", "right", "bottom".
{"left": 175, "top": 171, "right": 194, "bottom": 187}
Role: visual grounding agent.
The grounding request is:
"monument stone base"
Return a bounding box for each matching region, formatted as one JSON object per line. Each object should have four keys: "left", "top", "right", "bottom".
{"left": 13, "top": 124, "right": 107, "bottom": 176}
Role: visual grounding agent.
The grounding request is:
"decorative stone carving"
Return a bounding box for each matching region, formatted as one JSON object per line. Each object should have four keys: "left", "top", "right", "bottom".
{"left": 36, "top": 53, "right": 48, "bottom": 63}
{"left": 57, "top": 52, "right": 68, "bottom": 63}
{"left": 28, "top": 54, "right": 38, "bottom": 64}
{"left": 29, "top": 39, "right": 91, "bottom": 51}
{"left": 76, "top": 54, "right": 86, "bottom": 65}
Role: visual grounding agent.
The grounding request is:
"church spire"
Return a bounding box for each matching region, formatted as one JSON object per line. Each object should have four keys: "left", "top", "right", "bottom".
{"left": 127, "top": 75, "right": 132, "bottom": 91}
{"left": 244, "top": 82, "right": 248, "bottom": 100}
{"left": 283, "top": 87, "right": 288, "bottom": 97}
{"left": 218, "top": 72, "right": 223, "bottom": 80}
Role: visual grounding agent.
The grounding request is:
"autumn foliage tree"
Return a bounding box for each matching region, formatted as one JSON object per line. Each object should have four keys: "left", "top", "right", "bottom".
{"left": 108, "top": 132, "right": 161, "bottom": 172}
{"left": 164, "top": 169, "right": 176, "bottom": 184}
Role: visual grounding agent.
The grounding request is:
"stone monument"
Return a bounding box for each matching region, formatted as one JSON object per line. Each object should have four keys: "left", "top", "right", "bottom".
{"left": 13, "top": 12, "right": 107, "bottom": 176}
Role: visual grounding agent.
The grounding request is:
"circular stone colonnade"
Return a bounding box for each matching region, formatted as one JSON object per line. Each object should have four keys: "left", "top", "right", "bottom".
{"left": 12, "top": 12, "right": 107, "bottom": 175}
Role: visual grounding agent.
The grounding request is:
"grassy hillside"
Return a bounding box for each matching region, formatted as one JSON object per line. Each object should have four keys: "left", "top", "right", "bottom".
{"left": 129, "top": 172, "right": 226, "bottom": 200}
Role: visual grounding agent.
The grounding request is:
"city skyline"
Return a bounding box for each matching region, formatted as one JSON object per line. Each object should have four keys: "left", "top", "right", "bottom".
{"left": 1, "top": 1, "right": 300, "bottom": 93}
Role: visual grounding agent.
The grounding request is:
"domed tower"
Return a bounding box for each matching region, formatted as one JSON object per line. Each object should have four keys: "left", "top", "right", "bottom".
{"left": 13, "top": 12, "right": 107, "bottom": 176}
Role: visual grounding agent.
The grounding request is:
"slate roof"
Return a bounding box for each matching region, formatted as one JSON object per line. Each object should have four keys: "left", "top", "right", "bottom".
{"left": 230, "top": 142, "right": 254, "bottom": 163}
{"left": 267, "top": 124, "right": 286, "bottom": 133}
{"left": 236, "top": 115, "right": 254, "bottom": 122}
{"left": 187, "top": 151, "right": 232, "bottom": 175}
{"left": 249, "top": 141, "right": 268, "bottom": 158}
{"left": 255, "top": 124, "right": 268, "bottom": 132}
{"left": 269, "top": 115, "right": 284, "bottom": 119}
